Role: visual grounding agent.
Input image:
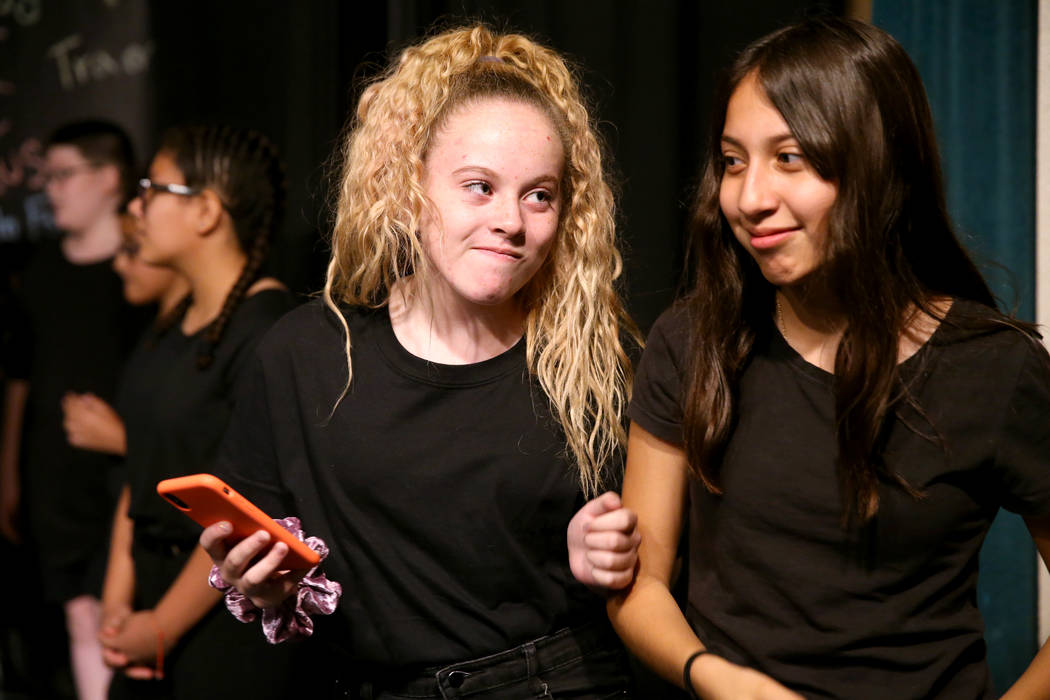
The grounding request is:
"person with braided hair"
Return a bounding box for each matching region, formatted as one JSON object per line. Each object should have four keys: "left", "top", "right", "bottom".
{"left": 98, "top": 125, "right": 304, "bottom": 699}
{"left": 201, "top": 25, "right": 640, "bottom": 699}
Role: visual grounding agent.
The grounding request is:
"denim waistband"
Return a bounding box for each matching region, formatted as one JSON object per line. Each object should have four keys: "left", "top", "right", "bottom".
{"left": 349, "top": 620, "right": 622, "bottom": 699}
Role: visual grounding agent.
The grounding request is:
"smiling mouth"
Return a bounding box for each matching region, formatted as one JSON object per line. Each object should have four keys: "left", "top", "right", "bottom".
{"left": 475, "top": 247, "right": 523, "bottom": 259}
{"left": 746, "top": 227, "right": 797, "bottom": 250}
{"left": 748, "top": 227, "right": 798, "bottom": 237}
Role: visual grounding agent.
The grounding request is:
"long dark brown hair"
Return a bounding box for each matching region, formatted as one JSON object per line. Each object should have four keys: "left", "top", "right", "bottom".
{"left": 158, "top": 125, "right": 286, "bottom": 369}
{"left": 682, "top": 17, "right": 1017, "bottom": 524}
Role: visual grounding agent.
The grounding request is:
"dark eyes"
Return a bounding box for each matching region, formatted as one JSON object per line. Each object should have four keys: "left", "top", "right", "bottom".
{"left": 466, "top": 181, "right": 492, "bottom": 195}
{"left": 720, "top": 152, "right": 805, "bottom": 171}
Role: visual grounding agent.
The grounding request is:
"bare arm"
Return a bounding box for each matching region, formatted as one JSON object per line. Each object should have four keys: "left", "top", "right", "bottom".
{"left": 0, "top": 379, "right": 29, "bottom": 542}
{"left": 608, "top": 423, "right": 801, "bottom": 700}
{"left": 1000, "top": 513, "right": 1050, "bottom": 700}
{"left": 100, "top": 486, "right": 136, "bottom": 625}
{"left": 99, "top": 545, "right": 222, "bottom": 666}
{"left": 153, "top": 545, "right": 224, "bottom": 641}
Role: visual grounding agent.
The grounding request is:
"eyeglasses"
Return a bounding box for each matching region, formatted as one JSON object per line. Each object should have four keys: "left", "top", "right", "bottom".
{"left": 137, "top": 177, "right": 203, "bottom": 208}
{"left": 43, "top": 163, "right": 100, "bottom": 185}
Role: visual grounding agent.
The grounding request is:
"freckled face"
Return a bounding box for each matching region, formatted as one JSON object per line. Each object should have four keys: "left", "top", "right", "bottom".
{"left": 718, "top": 73, "right": 838, "bottom": 287}
{"left": 419, "top": 97, "right": 565, "bottom": 314}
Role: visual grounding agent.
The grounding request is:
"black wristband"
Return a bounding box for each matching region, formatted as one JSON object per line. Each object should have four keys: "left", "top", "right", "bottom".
{"left": 683, "top": 649, "right": 710, "bottom": 700}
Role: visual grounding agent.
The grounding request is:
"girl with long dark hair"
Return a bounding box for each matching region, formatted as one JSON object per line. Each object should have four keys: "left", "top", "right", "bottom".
{"left": 595, "top": 17, "right": 1050, "bottom": 699}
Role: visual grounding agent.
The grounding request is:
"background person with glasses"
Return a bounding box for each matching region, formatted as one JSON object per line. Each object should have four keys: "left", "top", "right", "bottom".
{"left": 1, "top": 120, "right": 141, "bottom": 700}
{"left": 98, "top": 124, "right": 309, "bottom": 700}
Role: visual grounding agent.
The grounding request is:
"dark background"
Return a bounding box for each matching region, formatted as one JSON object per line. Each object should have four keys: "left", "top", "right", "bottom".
{"left": 3, "top": 1, "right": 1042, "bottom": 696}
{"left": 2, "top": 0, "right": 842, "bottom": 332}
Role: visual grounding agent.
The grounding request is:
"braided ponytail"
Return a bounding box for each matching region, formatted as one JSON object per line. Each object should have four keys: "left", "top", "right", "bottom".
{"left": 160, "top": 125, "right": 286, "bottom": 370}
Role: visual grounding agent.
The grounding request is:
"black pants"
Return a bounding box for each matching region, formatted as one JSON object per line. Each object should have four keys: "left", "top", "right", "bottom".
{"left": 340, "top": 622, "right": 632, "bottom": 700}
{"left": 108, "top": 534, "right": 321, "bottom": 700}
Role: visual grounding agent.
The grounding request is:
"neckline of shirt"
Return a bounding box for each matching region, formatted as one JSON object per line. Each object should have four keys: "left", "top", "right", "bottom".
{"left": 772, "top": 298, "right": 962, "bottom": 384}
{"left": 371, "top": 306, "right": 527, "bottom": 387}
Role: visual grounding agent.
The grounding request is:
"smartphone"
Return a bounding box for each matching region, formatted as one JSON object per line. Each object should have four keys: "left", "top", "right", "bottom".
{"left": 156, "top": 473, "right": 320, "bottom": 569}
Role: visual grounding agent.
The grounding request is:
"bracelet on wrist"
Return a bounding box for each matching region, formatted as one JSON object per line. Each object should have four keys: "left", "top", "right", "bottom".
{"left": 683, "top": 648, "right": 711, "bottom": 700}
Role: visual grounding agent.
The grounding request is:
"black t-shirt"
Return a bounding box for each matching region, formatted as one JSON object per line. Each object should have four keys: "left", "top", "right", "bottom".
{"left": 121, "top": 289, "right": 296, "bottom": 544}
{"left": 630, "top": 300, "right": 1050, "bottom": 700}
{"left": 13, "top": 239, "right": 143, "bottom": 588}
{"left": 215, "top": 301, "right": 602, "bottom": 669}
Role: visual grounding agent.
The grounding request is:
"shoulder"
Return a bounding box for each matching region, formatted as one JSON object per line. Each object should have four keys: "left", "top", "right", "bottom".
{"left": 215, "top": 288, "right": 300, "bottom": 356}
{"left": 255, "top": 297, "right": 380, "bottom": 359}
{"left": 642, "top": 301, "right": 692, "bottom": 368}
{"left": 933, "top": 299, "right": 1045, "bottom": 359}
{"left": 920, "top": 300, "right": 1050, "bottom": 402}
{"left": 230, "top": 287, "right": 298, "bottom": 327}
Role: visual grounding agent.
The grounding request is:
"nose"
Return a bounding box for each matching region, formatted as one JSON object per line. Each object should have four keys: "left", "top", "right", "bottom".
{"left": 128, "top": 195, "right": 143, "bottom": 218}
{"left": 492, "top": 195, "right": 524, "bottom": 237}
{"left": 736, "top": 163, "right": 778, "bottom": 220}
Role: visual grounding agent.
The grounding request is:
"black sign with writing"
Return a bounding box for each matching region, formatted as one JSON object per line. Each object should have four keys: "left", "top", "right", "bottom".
{"left": 1, "top": 0, "right": 153, "bottom": 247}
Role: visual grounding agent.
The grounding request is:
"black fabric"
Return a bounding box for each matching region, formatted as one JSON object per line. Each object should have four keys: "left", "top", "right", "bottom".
{"left": 109, "top": 288, "right": 303, "bottom": 700}
{"left": 215, "top": 301, "right": 607, "bottom": 670}
{"left": 341, "top": 621, "right": 631, "bottom": 700}
{"left": 106, "top": 539, "right": 310, "bottom": 700}
{"left": 13, "top": 239, "right": 143, "bottom": 601}
{"left": 629, "top": 300, "right": 1050, "bottom": 700}
{"left": 120, "top": 288, "right": 296, "bottom": 545}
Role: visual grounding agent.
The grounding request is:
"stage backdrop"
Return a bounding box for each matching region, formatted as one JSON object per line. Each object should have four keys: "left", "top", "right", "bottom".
{"left": 874, "top": 0, "right": 1040, "bottom": 693}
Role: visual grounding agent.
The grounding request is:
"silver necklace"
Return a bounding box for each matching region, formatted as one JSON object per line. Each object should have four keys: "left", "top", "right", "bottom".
{"left": 775, "top": 294, "right": 789, "bottom": 343}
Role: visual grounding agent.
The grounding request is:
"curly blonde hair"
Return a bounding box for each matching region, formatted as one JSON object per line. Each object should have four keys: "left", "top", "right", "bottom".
{"left": 323, "top": 24, "right": 639, "bottom": 495}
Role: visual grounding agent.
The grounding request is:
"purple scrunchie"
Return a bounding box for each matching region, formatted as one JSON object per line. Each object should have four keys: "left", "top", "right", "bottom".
{"left": 208, "top": 516, "right": 342, "bottom": 644}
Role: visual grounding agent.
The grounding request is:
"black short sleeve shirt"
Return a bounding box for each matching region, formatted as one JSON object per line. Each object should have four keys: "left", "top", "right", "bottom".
{"left": 215, "top": 302, "right": 602, "bottom": 668}
{"left": 629, "top": 300, "right": 1050, "bottom": 700}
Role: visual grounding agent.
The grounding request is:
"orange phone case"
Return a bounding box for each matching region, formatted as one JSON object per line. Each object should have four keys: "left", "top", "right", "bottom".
{"left": 156, "top": 473, "right": 320, "bottom": 570}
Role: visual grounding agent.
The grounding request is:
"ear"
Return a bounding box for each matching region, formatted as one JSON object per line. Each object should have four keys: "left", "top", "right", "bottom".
{"left": 97, "top": 163, "right": 122, "bottom": 197}
{"left": 194, "top": 189, "right": 226, "bottom": 236}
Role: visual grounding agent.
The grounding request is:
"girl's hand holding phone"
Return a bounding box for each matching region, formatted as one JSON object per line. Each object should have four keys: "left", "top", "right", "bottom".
{"left": 200, "top": 523, "right": 308, "bottom": 609}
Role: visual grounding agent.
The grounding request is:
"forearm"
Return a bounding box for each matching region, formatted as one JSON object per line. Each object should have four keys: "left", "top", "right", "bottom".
{"left": 608, "top": 575, "right": 705, "bottom": 688}
{"left": 1007, "top": 515, "right": 1050, "bottom": 699}
{"left": 152, "top": 545, "right": 222, "bottom": 643}
{"left": 101, "top": 486, "right": 135, "bottom": 611}
{"left": 1, "top": 380, "right": 29, "bottom": 490}
{"left": 1000, "top": 637, "right": 1050, "bottom": 700}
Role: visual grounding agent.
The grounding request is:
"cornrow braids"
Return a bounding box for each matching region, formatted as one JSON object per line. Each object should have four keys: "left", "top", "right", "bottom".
{"left": 159, "top": 125, "right": 287, "bottom": 370}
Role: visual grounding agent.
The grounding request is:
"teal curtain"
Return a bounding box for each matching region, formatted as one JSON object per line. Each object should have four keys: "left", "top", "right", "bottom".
{"left": 873, "top": 0, "right": 1038, "bottom": 693}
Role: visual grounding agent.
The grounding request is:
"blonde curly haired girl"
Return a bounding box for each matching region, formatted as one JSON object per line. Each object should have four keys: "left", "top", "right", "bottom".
{"left": 325, "top": 24, "right": 638, "bottom": 496}
{"left": 204, "top": 25, "right": 641, "bottom": 699}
